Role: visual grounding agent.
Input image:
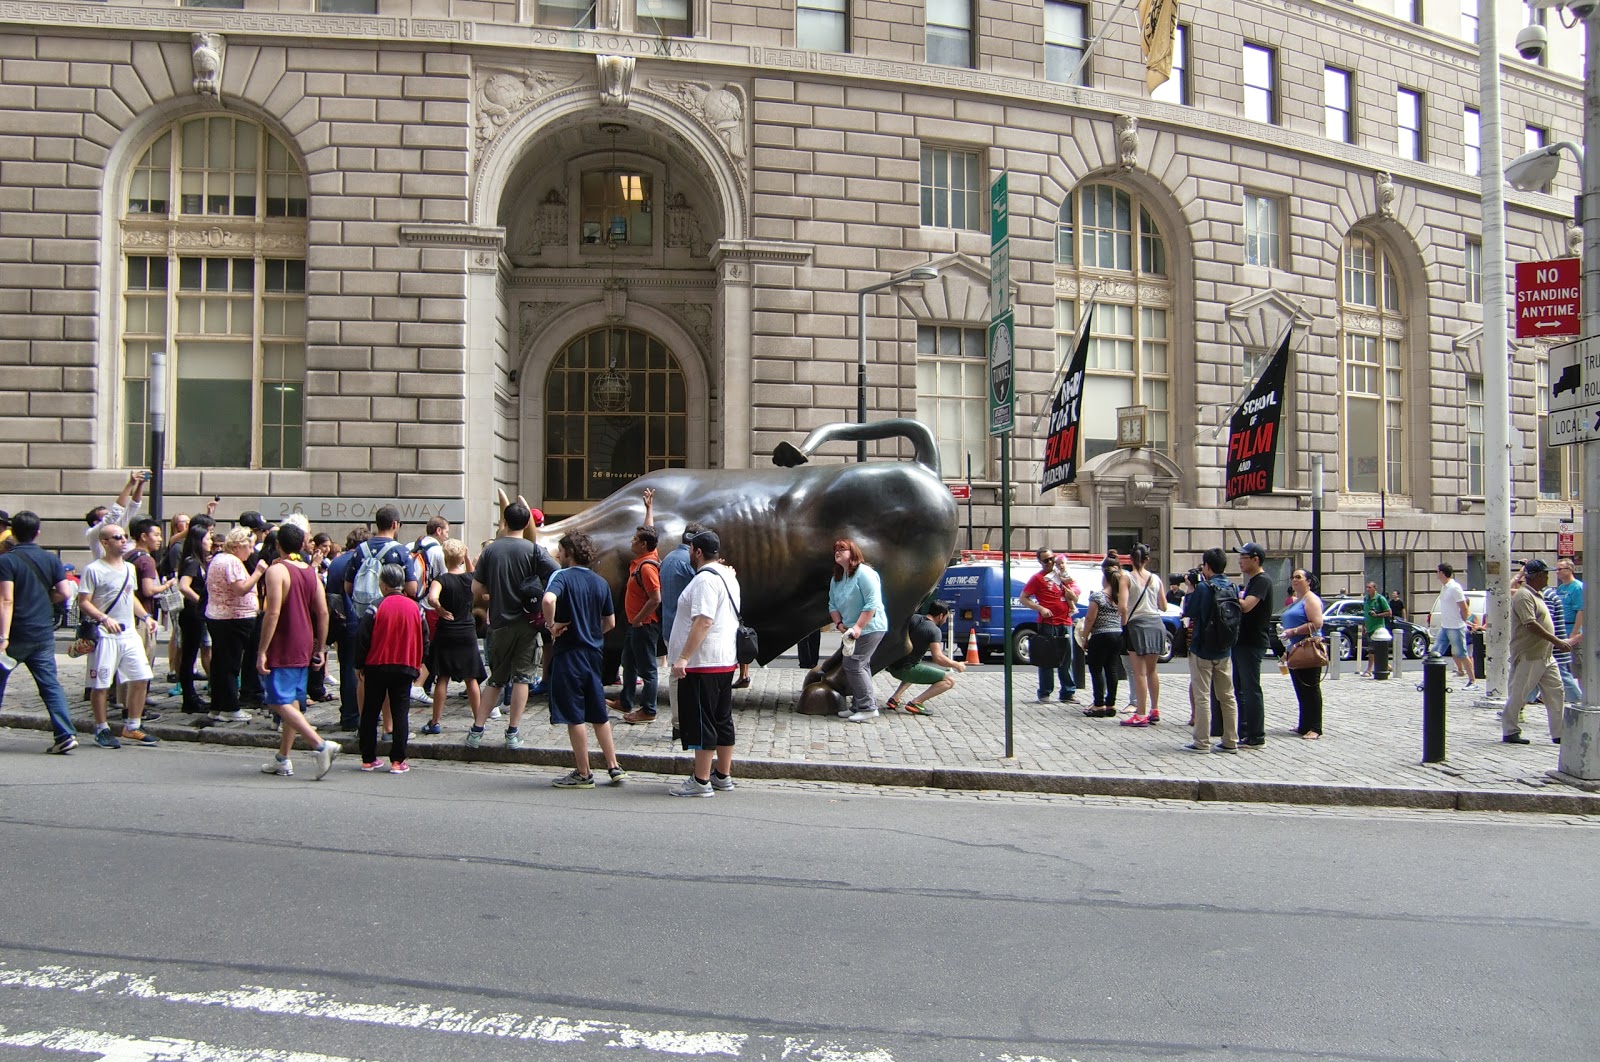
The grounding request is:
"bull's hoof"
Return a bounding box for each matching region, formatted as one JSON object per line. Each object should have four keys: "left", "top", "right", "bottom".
{"left": 797, "top": 681, "right": 843, "bottom": 716}
{"left": 802, "top": 667, "right": 825, "bottom": 687}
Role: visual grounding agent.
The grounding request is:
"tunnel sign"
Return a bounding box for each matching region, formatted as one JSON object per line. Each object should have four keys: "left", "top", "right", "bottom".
{"left": 1548, "top": 337, "right": 1600, "bottom": 446}
{"left": 1515, "top": 258, "right": 1580, "bottom": 339}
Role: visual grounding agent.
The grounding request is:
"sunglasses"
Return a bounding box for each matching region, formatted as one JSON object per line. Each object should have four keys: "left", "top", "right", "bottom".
{"left": 105, "top": 534, "right": 126, "bottom": 542}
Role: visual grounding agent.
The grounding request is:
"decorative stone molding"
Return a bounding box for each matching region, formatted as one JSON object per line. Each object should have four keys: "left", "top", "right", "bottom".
{"left": 662, "top": 301, "right": 713, "bottom": 351}
{"left": 1568, "top": 223, "right": 1583, "bottom": 258}
{"left": 1226, "top": 288, "right": 1314, "bottom": 351}
{"left": 191, "top": 32, "right": 223, "bottom": 103}
{"left": 474, "top": 67, "right": 572, "bottom": 150}
{"left": 1341, "top": 311, "right": 1405, "bottom": 337}
{"left": 519, "top": 300, "right": 568, "bottom": 356}
{"left": 1376, "top": 171, "right": 1397, "bottom": 218}
{"left": 665, "top": 192, "right": 707, "bottom": 257}
{"left": 602, "top": 277, "right": 627, "bottom": 321}
{"left": 119, "top": 220, "right": 306, "bottom": 257}
{"left": 1052, "top": 276, "right": 1169, "bottom": 305}
{"left": 1115, "top": 114, "right": 1139, "bottom": 171}
{"left": 650, "top": 79, "right": 746, "bottom": 161}
{"left": 398, "top": 223, "right": 506, "bottom": 250}
{"left": 597, "top": 54, "right": 635, "bottom": 108}
{"left": 709, "top": 239, "right": 813, "bottom": 283}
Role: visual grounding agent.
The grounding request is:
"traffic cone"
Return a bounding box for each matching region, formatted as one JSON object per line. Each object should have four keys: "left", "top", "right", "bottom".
{"left": 965, "top": 628, "right": 981, "bottom": 665}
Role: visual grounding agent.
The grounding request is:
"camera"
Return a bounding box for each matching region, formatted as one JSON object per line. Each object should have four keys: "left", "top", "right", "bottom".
{"left": 1516, "top": 24, "right": 1547, "bottom": 61}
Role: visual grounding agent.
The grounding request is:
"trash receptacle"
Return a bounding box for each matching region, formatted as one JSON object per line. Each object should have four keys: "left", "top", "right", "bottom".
{"left": 1369, "top": 625, "right": 1393, "bottom": 680}
{"left": 1472, "top": 627, "right": 1486, "bottom": 680}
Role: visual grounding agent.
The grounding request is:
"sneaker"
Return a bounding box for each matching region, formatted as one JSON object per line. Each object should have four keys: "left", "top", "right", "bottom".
{"left": 409, "top": 687, "right": 432, "bottom": 704}
{"left": 505, "top": 731, "right": 524, "bottom": 750}
{"left": 1146, "top": 709, "right": 1160, "bottom": 724}
{"left": 622, "top": 709, "right": 657, "bottom": 725}
{"left": 261, "top": 757, "right": 293, "bottom": 777}
{"left": 210, "top": 709, "right": 252, "bottom": 723}
{"left": 710, "top": 771, "right": 735, "bottom": 791}
{"left": 528, "top": 678, "right": 548, "bottom": 697}
{"left": 389, "top": 761, "right": 410, "bottom": 774}
{"left": 139, "top": 709, "right": 163, "bottom": 723}
{"left": 902, "top": 701, "right": 931, "bottom": 716}
{"left": 552, "top": 770, "right": 595, "bottom": 789}
{"left": 165, "top": 671, "right": 178, "bottom": 683}
{"left": 93, "top": 729, "right": 121, "bottom": 750}
{"left": 167, "top": 684, "right": 182, "bottom": 698}
{"left": 1036, "top": 694, "right": 1051, "bottom": 704}
{"left": 48, "top": 734, "right": 77, "bottom": 755}
{"left": 121, "top": 728, "right": 159, "bottom": 746}
{"left": 1464, "top": 679, "right": 1478, "bottom": 689}
{"left": 419, "top": 721, "right": 442, "bottom": 736}
{"left": 1120, "top": 714, "right": 1149, "bottom": 727}
{"left": 313, "top": 740, "right": 341, "bottom": 780}
{"left": 668, "top": 775, "right": 714, "bottom": 798}
{"left": 360, "top": 760, "right": 383, "bottom": 772}
{"left": 1182, "top": 742, "right": 1211, "bottom": 753}
{"left": 837, "top": 709, "right": 854, "bottom": 718}
{"left": 846, "top": 709, "right": 880, "bottom": 723}
{"left": 1213, "top": 743, "right": 1240, "bottom": 754}
{"left": 381, "top": 732, "right": 392, "bottom": 743}
{"left": 1059, "top": 693, "right": 1078, "bottom": 704}
{"left": 489, "top": 706, "right": 504, "bottom": 719}
{"left": 465, "top": 729, "right": 484, "bottom": 749}
{"left": 607, "top": 765, "right": 627, "bottom": 785}
{"left": 1502, "top": 732, "right": 1531, "bottom": 744}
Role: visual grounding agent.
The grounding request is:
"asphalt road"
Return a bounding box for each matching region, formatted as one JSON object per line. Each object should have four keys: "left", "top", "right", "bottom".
{"left": 1, "top": 727, "right": 1595, "bottom": 1062}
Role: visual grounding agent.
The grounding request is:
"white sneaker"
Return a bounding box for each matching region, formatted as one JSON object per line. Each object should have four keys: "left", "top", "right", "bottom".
{"left": 409, "top": 687, "right": 432, "bottom": 703}
{"left": 260, "top": 757, "right": 293, "bottom": 777}
{"left": 212, "top": 709, "right": 252, "bottom": 723}
{"left": 709, "top": 772, "right": 735, "bottom": 791}
{"left": 836, "top": 709, "right": 853, "bottom": 718}
{"left": 846, "top": 710, "right": 880, "bottom": 723}
{"left": 313, "top": 740, "right": 341, "bottom": 780}
{"left": 668, "top": 775, "right": 714, "bottom": 798}
{"left": 489, "top": 706, "right": 504, "bottom": 719}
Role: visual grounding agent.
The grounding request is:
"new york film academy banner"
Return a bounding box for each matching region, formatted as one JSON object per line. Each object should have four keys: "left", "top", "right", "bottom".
{"left": 1041, "top": 305, "right": 1093, "bottom": 493}
{"left": 1225, "top": 331, "right": 1290, "bottom": 501}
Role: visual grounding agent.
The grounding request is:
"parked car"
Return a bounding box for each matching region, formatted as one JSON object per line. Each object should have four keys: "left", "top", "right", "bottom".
{"left": 937, "top": 555, "right": 1182, "bottom": 665}
{"left": 1319, "top": 596, "right": 1432, "bottom": 660}
{"left": 1425, "top": 590, "right": 1486, "bottom": 630}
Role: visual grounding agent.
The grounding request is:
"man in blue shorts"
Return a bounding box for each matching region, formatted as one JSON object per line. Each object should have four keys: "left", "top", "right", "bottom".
{"left": 1430, "top": 563, "right": 1475, "bottom": 689}
{"left": 541, "top": 531, "right": 625, "bottom": 789}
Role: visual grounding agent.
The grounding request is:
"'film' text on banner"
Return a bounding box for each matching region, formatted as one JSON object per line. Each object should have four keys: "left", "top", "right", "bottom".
{"left": 1225, "top": 329, "right": 1291, "bottom": 501}
{"left": 1041, "top": 304, "right": 1094, "bottom": 492}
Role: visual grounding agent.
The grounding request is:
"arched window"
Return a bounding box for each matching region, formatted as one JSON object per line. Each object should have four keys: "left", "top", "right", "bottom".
{"left": 1054, "top": 183, "right": 1170, "bottom": 458}
{"left": 120, "top": 115, "right": 308, "bottom": 468}
{"left": 1339, "top": 233, "right": 1404, "bottom": 494}
{"left": 544, "top": 327, "right": 688, "bottom": 504}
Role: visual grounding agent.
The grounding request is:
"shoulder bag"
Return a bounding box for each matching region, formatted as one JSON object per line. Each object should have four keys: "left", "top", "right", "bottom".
{"left": 696, "top": 565, "right": 759, "bottom": 666}
{"left": 1284, "top": 633, "right": 1329, "bottom": 670}
{"left": 69, "top": 569, "right": 130, "bottom": 658}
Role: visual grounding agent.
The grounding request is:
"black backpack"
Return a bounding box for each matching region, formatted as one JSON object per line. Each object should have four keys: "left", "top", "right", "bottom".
{"left": 1196, "top": 581, "right": 1242, "bottom": 655}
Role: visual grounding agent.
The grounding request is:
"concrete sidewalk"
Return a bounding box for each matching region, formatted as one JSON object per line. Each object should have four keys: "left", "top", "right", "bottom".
{"left": 3, "top": 640, "right": 1595, "bottom": 814}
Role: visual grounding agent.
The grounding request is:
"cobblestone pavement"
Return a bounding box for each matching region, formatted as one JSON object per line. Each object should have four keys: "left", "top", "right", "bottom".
{"left": 4, "top": 635, "right": 1592, "bottom": 815}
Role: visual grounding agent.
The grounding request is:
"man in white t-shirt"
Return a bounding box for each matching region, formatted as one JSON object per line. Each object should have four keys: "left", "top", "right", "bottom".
{"left": 77, "top": 524, "right": 159, "bottom": 748}
{"left": 1430, "top": 562, "right": 1476, "bottom": 689}
{"left": 665, "top": 530, "right": 741, "bottom": 798}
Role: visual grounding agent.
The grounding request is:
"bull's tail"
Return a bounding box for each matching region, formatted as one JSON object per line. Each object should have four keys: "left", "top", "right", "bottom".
{"left": 771, "top": 419, "right": 941, "bottom": 476}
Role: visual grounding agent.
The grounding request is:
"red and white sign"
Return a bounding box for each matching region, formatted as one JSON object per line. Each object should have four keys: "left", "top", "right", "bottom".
{"left": 949, "top": 483, "right": 972, "bottom": 500}
{"left": 1559, "top": 530, "right": 1576, "bottom": 558}
{"left": 1366, "top": 518, "right": 1385, "bottom": 531}
{"left": 1515, "top": 258, "right": 1581, "bottom": 339}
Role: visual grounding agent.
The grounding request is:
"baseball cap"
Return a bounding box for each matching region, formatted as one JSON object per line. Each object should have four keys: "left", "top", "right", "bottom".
{"left": 0, "top": 510, "right": 10, "bottom": 526}
{"left": 688, "top": 530, "right": 721, "bottom": 556}
{"left": 1523, "top": 558, "right": 1550, "bottom": 574}
{"left": 238, "top": 511, "right": 269, "bottom": 532}
{"left": 1231, "top": 542, "right": 1266, "bottom": 561}
{"left": 529, "top": 508, "right": 545, "bottom": 527}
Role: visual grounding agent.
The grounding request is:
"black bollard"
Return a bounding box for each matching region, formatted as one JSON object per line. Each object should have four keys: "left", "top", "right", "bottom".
{"left": 1372, "top": 637, "right": 1391, "bottom": 681}
{"left": 1422, "top": 656, "right": 1447, "bottom": 762}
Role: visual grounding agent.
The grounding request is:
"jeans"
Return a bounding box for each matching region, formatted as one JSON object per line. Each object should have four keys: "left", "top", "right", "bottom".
{"left": 0, "top": 638, "right": 74, "bottom": 741}
{"left": 337, "top": 625, "right": 361, "bottom": 728}
{"left": 1231, "top": 644, "right": 1265, "bottom": 742}
{"left": 1035, "top": 625, "right": 1075, "bottom": 698}
{"left": 841, "top": 630, "right": 885, "bottom": 713}
{"left": 206, "top": 616, "right": 254, "bottom": 715}
{"left": 619, "top": 620, "right": 660, "bottom": 713}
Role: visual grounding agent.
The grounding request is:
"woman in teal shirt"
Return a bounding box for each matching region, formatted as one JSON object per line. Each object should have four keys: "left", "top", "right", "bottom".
{"left": 828, "top": 538, "right": 887, "bottom": 722}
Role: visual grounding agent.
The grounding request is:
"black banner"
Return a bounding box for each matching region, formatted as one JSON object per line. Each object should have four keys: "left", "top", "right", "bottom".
{"left": 1041, "top": 305, "right": 1093, "bottom": 493}
{"left": 1225, "top": 330, "right": 1291, "bottom": 501}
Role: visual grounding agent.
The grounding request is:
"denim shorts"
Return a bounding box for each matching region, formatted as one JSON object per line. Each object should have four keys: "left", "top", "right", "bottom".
{"left": 1433, "top": 627, "right": 1469, "bottom": 658}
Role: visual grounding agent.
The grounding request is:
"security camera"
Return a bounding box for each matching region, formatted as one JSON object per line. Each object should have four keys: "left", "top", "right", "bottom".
{"left": 1571, "top": 0, "right": 1599, "bottom": 20}
{"left": 1516, "top": 24, "right": 1547, "bottom": 61}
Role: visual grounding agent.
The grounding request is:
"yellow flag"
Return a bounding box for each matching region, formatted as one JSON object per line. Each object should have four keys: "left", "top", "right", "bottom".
{"left": 1140, "top": 0, "right": 1178, "bottom": 93}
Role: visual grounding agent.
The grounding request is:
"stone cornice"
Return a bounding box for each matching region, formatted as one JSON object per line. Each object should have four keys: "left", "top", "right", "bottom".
{"left": 710, "top": 239, "right": 814, "bottom": 265}
{"left": 398, "top": 223, "right": 505, "bottom": 249}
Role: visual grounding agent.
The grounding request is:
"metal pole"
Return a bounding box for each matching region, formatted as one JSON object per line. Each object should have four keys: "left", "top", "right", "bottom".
{"left": 148, "top": 349, "right": 166, "bottom": 524}
{"left": 1479, "top": 0, "right": 1512, "bottom": 703}
{"left": 1000, "top": 433, "right": 1014, "bottom": 759}
{"left": 1570, "top": 5, "right": 1600, "bottom": 778}
{"left": 965, "top": 452, "right": 974, "bottom": 552}
{"left": 1380, "top": 489, "right": 1387, "bottom": 596}
{"left": 1310, "top": 452, "right": 1323, "bottom": 581}
{"left": 856, "top": 289, "right": 868, "bottom": 462}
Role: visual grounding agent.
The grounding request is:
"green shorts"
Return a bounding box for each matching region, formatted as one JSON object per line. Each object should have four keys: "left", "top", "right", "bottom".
{"left": 889, "top": 661, "right": 949, "bottom": 686}
{"left": 486, "top": 621, "right": 539, "bottom": 687}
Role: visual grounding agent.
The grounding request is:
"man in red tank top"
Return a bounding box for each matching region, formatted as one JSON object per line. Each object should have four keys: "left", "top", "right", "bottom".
{"left": 255, "top": 522, "right": 340, "bottom": 780}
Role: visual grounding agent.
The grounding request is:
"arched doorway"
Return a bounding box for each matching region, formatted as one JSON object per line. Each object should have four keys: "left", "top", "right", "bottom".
{"left": 542, "top": 325, "right": 688, "bottom": 513}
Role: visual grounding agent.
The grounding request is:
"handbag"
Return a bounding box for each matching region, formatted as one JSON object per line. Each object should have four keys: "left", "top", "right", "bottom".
{"left": 697, "top": 566, "right": 759, "bottom": 666}
{"left": 1030, "top": 624, "right": 1068, "bottom": 668}
{"left": 1285, "top": 634, "right": 1329, "bottom": 670}
{"left": 69, "top": 570, "right": 129, "bottom": 658}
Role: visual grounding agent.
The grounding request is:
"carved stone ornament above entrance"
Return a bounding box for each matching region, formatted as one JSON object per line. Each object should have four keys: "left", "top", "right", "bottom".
{"left": 1225, "top": 288, "right": 1313, "bottom": 352}
{"left": 192, "top": 33, "right": 223, "bottom": 103}
{"left": 598, "top": 55, "right": 635, "bottom": 108}
{"left": 1115, "top": 115, "right": 1139, "bottom": 171}
{"left": 1375, "top": 171, "right": 1397, "bottom": 218}
{"left": 650, "top": 79, "right": 747, "bottom": 162}
{"left": 474, "top": 67, "right": 573, "bottom": 151}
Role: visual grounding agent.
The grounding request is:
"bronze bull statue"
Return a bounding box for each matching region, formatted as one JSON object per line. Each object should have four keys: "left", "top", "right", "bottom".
{"left": 505, "top": 420, "right": 958, "bottom": 711}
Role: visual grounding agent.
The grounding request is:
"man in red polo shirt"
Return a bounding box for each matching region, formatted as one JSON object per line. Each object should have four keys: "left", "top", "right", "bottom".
{"left": 1019, "top": 546, "right": 1078, "bottom": 705}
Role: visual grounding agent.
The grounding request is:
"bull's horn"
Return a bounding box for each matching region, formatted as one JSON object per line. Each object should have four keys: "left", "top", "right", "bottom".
{"left": 771, "top": 419, "right": 941, "bottom": 476}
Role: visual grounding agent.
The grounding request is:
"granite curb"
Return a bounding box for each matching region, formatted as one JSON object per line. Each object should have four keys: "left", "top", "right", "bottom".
{"left": 8, "top": 709, "right": 1598, "bottom": 816}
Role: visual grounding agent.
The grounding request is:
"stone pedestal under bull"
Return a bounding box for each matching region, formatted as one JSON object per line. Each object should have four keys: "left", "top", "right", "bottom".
{"left": 514, "top": 419, "right": 959, "bottom": 715}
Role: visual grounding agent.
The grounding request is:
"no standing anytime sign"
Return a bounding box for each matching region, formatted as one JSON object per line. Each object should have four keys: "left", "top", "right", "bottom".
{"left": 1515, "top": 258, "right": 1580, "bottom": 340}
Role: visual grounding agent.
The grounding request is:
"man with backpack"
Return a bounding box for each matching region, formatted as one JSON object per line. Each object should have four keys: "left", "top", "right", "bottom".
{"left": 344, "top": 507, "right": 417, "bottom": 731}
{"left": 1182, "top": 547, "right": 1240, "bottom": 753}
{"left": 467, "top": 501, "right": 556, "bottom": 750}
{"left": 1230, "top": 542, "right": 1273, "bottom": 746}
{"left": 410, "top": 515, "right": 449, "bottom": 704}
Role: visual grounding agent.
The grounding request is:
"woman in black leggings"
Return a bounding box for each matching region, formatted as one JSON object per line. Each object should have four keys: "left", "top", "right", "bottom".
{"left": 1081, "top": 560, "right": 1126, "bottom": 718}
{"left": 175, "top": 526, "right": 212, "bottom": 714}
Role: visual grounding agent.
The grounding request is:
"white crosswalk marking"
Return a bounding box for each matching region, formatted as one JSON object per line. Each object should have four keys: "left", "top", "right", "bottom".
{"left": 0, "top": 1023, "right": 366, "bottom": 1061}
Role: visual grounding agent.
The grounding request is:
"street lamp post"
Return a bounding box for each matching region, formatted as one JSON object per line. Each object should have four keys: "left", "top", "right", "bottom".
{"left": 148, "top": 349, "right": 167, "bottom": 524}
{"left": 856, "top": 266, "right": 939, "bottom": 462}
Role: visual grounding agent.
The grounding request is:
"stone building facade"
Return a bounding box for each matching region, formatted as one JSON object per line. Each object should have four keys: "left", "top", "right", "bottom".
{"left": 0, "top": 0, "right": 1585, "bottom": 605}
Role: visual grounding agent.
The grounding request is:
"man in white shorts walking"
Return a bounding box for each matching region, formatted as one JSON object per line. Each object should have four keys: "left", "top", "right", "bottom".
{"left": 77, "top": 523, "right": 159, "bottom": 748}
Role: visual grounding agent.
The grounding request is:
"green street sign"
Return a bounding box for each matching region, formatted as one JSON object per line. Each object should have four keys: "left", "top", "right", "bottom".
{"left": 989, "top": 310, "right": 1014, "bottom": 436}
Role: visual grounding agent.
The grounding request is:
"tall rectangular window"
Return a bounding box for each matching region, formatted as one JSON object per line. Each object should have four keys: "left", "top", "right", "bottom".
{"left": 1460, "top": 0, "right": 1478, "bottom": 42}
{"left": 1325, "top": 66, "right": 1354, "bottom": 143}
{"left": 1244, "top": 193, "right": 1282, "bottom": 270}
{"left": 1149, "top": 24, "right": 1189, "bottom": 104}
{"left": 1464, "top": 107, "right": 1481, "bottom": 174}
{"left": 796, "top": 0, "right": 848, "bottom": 51}
{"left": 637, "top": 0, "right": 690, "bottom": 36}
{"left": 1402, "top": 0, "right": 1422, "bottom": 22}
{"left": 917, "top": 325, "right": 990, "bottom": 479}
{"left": 1243, "top": 43, "right": 1276, "bottom": 124}
{"left": 1465, "top": 374, "right": 1484, "bottom": 496}
{"left": 1465, "top": 238, "right": 1482, "bottom": 304}
{"left": 927, "top": 0, "right": 974, "bottom": 68}
{"left": 1397, "top": 88, "right": 1424, "bottom": 161}
{"left": 1044, "top": 1, "right": 1089, "bottom": 84}
{"left": 534, "top": 0, "right": 594, "bottom": 27}
{"left": 921, "top": 147, "right": 983, "bottom": 230}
